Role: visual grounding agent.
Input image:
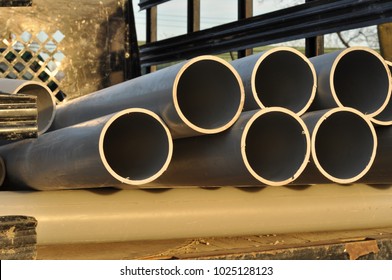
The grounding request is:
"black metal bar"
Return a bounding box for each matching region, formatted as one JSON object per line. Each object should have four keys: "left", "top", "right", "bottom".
{"left": 305, "top": 36, "right": 325, "bottom": 57}
{"left": 139, "top": 0, "right": 171, "bottom": 10}
{"left": 140, "top": 0, "right": 392, "bottom": 66}
{"left": 237, "top": 0, "right": 253, "bottom": 58}
{"left": 0, "top": 0, "right": 32, "bottom": 7}
{"left": 124, "top": 0, "right": 141, "bottom": 79}
{"left": 305, "top": 0, "right": 324, "bottom": 57}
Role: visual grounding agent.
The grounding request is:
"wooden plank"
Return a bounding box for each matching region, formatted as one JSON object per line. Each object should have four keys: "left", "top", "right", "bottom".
{"left": 378, "top": 22, "right": 392, "bottom": 61}
{"left": 37, "top": 228, "right": 392, "bottom": 260}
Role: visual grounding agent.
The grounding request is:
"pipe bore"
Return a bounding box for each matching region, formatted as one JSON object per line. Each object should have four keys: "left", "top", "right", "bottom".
{"left": 371, "top": 60, "right": 392, "bottom": 125}
{"left": 330, "top": 48, "right": 390, "bottom": 117}
{"left": 242, "top": 108, "right": 310, "bottom": 185}
{"left": 100, "top": 108, "right": 173, "bottom": 185}
{"left": 311, "top": 108, "right": 377, "bottom": 184}
{"left": 174, "top": 56, "right": 244, "bottom": 134}
{"left": 251, "top": 48, "right": 316, "bottom": 115}
{"left": 0, "top": 79, "right": 56, "bottom": 134}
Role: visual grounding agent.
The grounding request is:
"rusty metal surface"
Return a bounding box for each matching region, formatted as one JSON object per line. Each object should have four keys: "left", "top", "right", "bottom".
{"left": 0, "top": 215, "right": 37, "bottom": 260}
{"left": 0, "top": 0, "right": 32, "bottom": 7}
{"left": 0, "top": 0, "right": 131, "bottom": 102}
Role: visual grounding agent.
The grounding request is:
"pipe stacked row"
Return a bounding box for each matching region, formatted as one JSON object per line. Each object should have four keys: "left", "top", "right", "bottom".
{"left": 0, "top": 47, "right": 391, "bottom": 190}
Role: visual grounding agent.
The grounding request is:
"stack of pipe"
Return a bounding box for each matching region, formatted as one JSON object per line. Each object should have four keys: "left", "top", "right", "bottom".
{"left": 0, "top": 47, "right": 391, "bottom": 190}
{"left": 0, "top": 93, "right": 37, "bottom": 140}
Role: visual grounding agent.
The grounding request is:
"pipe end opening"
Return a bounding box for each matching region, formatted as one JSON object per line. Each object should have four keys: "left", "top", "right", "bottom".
{"left": 17, "top": 84, "right": 56, "bottom": 134}
{"left": 313, "top": 109, "right": 376, "bottom": 183}
{"left": 101, "top": 110, "right": 172, "bottom": 185}
{"left": 254, "top": 49, "right": 316, "bottom": 114}
{"left": 243, "top": 109, "right": 310, "bottom": 185}
{"left": 333, "top": 48, "right": 390, "bottom": 116}
{"left": 176, "top": 57, "right": 244, "bottom": 134}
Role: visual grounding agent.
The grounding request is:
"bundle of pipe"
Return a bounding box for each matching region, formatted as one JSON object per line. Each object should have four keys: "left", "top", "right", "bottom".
{"left": 293, "top": 107, "right": 377, "bottom": 185}
{"left": 230, "top": 47, "right": 316, "bottom": 116}
{"left": 50, "top": 55, "right": 245, "bottom": 139}
{"left": 0, "top": 79, "right": 56, "bottom": 135}
{"left": 0, "top": 108, "right": 173, "bottom": 190}
{"left": 309, "top": 47, "right": 391, "bottom": 118}
{"left": 0, "top": 93, "right": 37, "bottom": 140}
{"left": 1, "top": 185, "right": 392, "bottom": 245}
{"left": 147, "top": 107, "right": 310, "bottom": 187}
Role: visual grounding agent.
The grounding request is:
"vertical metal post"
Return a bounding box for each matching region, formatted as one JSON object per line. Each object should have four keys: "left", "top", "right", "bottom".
{"left": 124, "top": 0, "right": 141, "bottom": 80}
{"left": 305, "top": 0, "right": 324, "bottom": 57}
{"left": 237, "top": 0, "right": 253, "bottom": 59}
{"left": 187, "top": 0, "right": 200, "bottom": 33}
{"left": 378, "top": 22, "right": 392, "bottom": 61}
{"left": 146, "top": 6, "right": 158, "bottom": 72}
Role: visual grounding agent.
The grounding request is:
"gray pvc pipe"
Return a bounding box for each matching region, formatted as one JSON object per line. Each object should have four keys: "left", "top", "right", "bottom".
{"left": 148, "top": 108, "right": 310, "bottom": 187}
{"left": 0, "top": 79, "right": 56, "bottom": 134}
{"left": 309, "top": 47, "right": 391, "bottom": 117}
{"left": 1, "top": 184, "right": 392, "bottom": 245}
{"left": 0, "top": 108, "right": 173, "bottom": 190}
{"left": 51, "top": 55, "right": 244, "bottom": 138}
{"left": 231, "top": 47, "right": 316, "bottom": 116}
{"left": 371, "top": 60, "right": 392, "bottom": 125}
{"left": 294, "top": 107, "right": 377, "bottom": 184}
{"left": 360, "top": 125, "right": 392, "bottom": 183}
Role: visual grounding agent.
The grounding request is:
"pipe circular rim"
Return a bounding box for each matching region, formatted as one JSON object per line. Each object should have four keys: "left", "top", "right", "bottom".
{"left": 371, "top": 60, "right": 392, "bottom": 125}
{"left": 99, "top": 108, "right": 173, "bottom": 185}
{"left": 311, "top": 107, "right": 377, "bottom": 184}
{"left": 240, "top": 107, "right": 311, "bottom": 186}
{"left": 330, "top": 47, "right": 391, "bottom": 118}
{"left": 250, "top": 46, "right": 317, "bottom": 115}
{"left": 12, "top": 80, "right": 56, "bottom": 135}
{"left": 173, "top": 55, "right": 245, "bottom": 134}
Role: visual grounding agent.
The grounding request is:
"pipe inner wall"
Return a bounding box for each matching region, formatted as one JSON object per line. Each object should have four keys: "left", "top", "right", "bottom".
{"left": 253, "top": 48, "right": 316, "bottom": 115}
{"left": 332, "top": 49, "right": 390, "bottom": 116}
{"left": 252, "top": 48, "right": 316, "bottom": 115}
{"left": 101, "top": 110, "right": 173, "bottom": 185}
{"left": 175, "top": 58, "right": 243, "bottom": 133}
{"left": 16, "top": 84, "right": 56, "bottom": 134}
{"left": 243, "top": 109, "right": 310, "bottom": 185}
{"left": 313, "top": 109, "right": 377, "bottom": 183}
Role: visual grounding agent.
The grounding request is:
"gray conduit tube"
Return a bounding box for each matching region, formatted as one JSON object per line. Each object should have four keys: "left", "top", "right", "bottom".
{"left": 148, "top": 108, "right": 310, "bottom": 187}
{"left": 51, "top": 55, "right": 244, "bottom": 139}
{"left": 0, "top": 79, "right": 56, "bottom": 134}
{"left": 360, "top": 125, "right": 392, "bottom": 183}
{"left": 1, "top": 184, "right": 392, "bottom": 245}
{"left": 294, "top": 107, "right": 377, "bottom": 185}
{"left": 0, "top": 108, "right": 173, "bottom": 190}
{"left": 371, "top": 61, "right": 392, "bottom": 125}
{"left": 231, "top": 47, "right": 316, "bottom": 116}
{"left": 309, "top": 47, "right": 391, "bottom": 117}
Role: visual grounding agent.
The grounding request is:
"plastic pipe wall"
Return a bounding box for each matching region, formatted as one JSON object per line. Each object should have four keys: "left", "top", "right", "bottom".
{"left": 231, "top": 46, "right": 316, "bottom": 116}
{"left": 1, "top": 184, "right": 392, "bottom": 245}
{"left": 51, "top": 56, "right": 244, "bottom": 139}
{"left": 0, "top": 108, "right": 173, "bottom": 190}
